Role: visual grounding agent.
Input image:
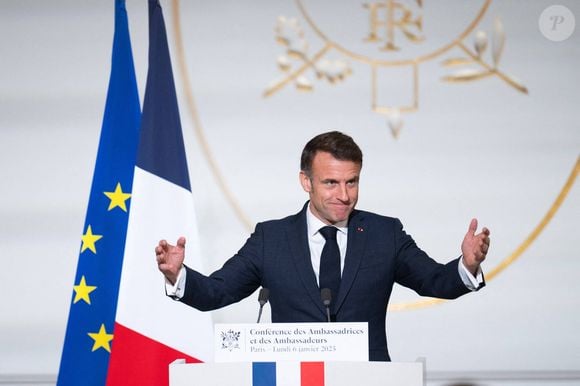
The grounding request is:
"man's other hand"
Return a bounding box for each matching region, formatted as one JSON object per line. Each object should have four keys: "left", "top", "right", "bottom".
{"left": 461, "top": 219, "right": 490, "bottom": 276}
{"left": 155, "top": 237, "right": 186, "bottom": 285}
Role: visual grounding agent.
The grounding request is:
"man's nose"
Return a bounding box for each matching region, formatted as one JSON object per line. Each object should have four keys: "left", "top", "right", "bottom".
{"left": 337, "top": 183, "right": 349, "bottom": 202}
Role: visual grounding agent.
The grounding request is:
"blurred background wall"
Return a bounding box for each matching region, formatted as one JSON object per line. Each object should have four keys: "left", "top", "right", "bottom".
{"left": 1, "top": 0, "right": 578, "bottom": 384}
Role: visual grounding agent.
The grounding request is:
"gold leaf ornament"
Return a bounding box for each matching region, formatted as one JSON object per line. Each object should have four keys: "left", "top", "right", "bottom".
{"left": 295, "top": 75, "right": 313, "bottom": 91}
{"left": 277, "top": 55, "right": 291, "bottom": 71}
{"left": 315, "top": 59, "right": 352, "bottom": 83}
{"left": 474, "top": 30, "right": 488, "bottom": 56}
{"left": 492, "top": 17, "right": 505, "bottom": 67}
{"left": 275, "top": 16, "right": 308, "bottom": 55}
{"left": 441, "top": 57, "right": 475, "bottom": 67}
{"left": 442, "top": 68, "right": 492, "bottom": 82}
{"left": 387, "top": 109, "right": 403, "bottom": 139}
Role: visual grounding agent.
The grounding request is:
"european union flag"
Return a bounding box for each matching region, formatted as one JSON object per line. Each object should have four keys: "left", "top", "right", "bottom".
{"left": 57, "top": 1, "right": 140, "bottom": 385}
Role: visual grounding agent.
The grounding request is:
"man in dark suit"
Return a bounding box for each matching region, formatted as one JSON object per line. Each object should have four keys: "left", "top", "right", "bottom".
{"left": 156, "top": 131, "right": 489, "bottom": 361}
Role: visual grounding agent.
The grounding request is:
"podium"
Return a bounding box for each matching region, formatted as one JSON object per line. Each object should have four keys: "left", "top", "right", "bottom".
{"left": 169, "top": 323, "right": 424, "bottom": 385}
{"left": 169, "top": 360, "right": 424, "bottom": 386}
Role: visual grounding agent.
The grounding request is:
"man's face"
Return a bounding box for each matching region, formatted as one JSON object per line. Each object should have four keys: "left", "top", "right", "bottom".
{"left": 300, "top": 151, "right": 361, "bottom": 225}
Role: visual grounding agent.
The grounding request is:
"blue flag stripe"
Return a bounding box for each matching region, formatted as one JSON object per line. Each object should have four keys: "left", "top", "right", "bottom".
{"left": 136, "top": 0, "right": 191, "bottom": 192}
{"left": 253, "top": 362, "right": 277, "bottom": 386}
{"left": 57, "top": 1, "right": 140, "bottom": 385}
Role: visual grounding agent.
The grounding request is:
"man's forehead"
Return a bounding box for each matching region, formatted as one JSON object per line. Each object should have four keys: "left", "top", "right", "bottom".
{"left": 312, "top": 151, "right": 361, "bottom": 165}
{"left": 311, "top": 156, "right": 361, "bottom": 177}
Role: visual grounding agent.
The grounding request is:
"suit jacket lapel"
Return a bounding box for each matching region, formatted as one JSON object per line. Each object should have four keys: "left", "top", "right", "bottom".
{"left": 335, "top": 210, "right": 367, "bottom": 312}
{"left": 286, "top": 203, "right": 327, "bottom": 315}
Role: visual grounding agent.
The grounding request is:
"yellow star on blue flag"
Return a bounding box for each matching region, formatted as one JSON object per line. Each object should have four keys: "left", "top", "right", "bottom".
{"left": 104, "top": 182, "right": 131, "bottom": 212}
{"left": 88, "top": 324, "right": 114, "bottom": 353}
{"left": 73, "top": 276, "right": 97, "bottom": 305}
{"left": 80, "top": 225, "right": 102, "bottom": 254}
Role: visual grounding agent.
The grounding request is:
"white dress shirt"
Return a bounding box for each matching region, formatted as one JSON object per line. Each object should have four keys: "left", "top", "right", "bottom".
{"left": 305, "top": 207, "right": 348, "bottom": 285}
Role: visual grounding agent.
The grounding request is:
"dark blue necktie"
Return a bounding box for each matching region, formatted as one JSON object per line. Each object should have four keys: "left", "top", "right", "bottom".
{"left": 319, "top": 226, "right": 341, "bottom": 299}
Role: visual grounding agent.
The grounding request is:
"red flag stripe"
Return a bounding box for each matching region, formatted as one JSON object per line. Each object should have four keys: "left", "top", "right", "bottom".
{"left": 106, "top": 323, "right": 202, "bottom": 386}
{"left": 301, "top": 362, "right": 325, "bottom": 386}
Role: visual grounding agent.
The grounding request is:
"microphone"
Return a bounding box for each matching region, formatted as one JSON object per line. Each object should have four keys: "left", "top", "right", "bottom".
{"left": 320, "top": 288, "right": 332, "bottom": 323}
{"left": 256, "top": 287, "right": 270, "bottom": 323}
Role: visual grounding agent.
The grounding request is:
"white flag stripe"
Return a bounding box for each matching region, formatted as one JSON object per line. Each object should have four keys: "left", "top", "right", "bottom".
{"left": 276, "top": 361, "right": 301, "bottom": 386}
{"left": 116, "top": 166, "right": 213, "bottom": 361}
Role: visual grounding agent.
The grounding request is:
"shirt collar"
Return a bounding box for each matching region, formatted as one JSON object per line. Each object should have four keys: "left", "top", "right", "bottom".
{"left": 306, "top": 202, "right": 348, "bottom": 238}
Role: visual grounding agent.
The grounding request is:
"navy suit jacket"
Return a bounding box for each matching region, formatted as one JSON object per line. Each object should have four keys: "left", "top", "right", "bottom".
{"left": 181, "top": 202, "right": 480, "bottom": 361}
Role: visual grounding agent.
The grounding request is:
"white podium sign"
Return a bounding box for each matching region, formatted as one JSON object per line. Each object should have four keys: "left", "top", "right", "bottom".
{"left": 214, "top": 323, "right": 368, "bottom": 362}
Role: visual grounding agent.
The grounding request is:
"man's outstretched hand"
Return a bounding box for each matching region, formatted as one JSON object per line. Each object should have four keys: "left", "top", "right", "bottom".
{"left": 461, "top": 219, "right": 490, "bottom": 276}
{"left": 156, "top": 237, "right": 186, "bottom": 285}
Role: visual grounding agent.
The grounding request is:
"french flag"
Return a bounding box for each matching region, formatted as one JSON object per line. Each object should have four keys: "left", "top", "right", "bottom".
{"left": 253, "top": 362, "right": 325, "bottom": 386}
{"left": 107, "top": 0, "right": 213, "bottom": 384}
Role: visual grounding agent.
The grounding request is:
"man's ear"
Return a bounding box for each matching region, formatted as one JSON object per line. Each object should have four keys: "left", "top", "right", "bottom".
{"left": 299, "top": 171, "right": 312, "bottom": 193}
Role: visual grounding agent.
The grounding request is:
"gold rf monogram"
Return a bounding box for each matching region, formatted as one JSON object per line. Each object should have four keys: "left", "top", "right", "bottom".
{"left": 363, "top": 0, "right": 424, "bottom": 51}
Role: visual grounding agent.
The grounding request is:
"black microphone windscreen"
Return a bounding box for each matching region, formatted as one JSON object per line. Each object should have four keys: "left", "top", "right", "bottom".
{"left": 258, "top": 287, "right": 270, "bottom": 306}
{"left": 320, "top": 288, "right": 332, "bottom": 306}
